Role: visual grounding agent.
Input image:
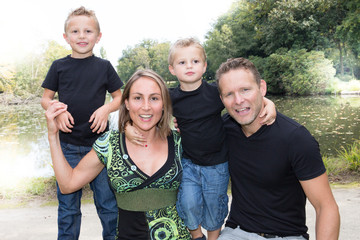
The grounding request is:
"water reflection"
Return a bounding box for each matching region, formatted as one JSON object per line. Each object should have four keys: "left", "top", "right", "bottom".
{"left": 0, "top": 104, "right": 52, "bottom": 188}
{"left": 271, "top": 95, "right": 360, "bottom": 157}
{"left": 0, "top": 95, "right": 359, "bottom": 188}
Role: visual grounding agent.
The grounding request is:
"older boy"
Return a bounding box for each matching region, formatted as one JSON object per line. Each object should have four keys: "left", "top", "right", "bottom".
{"left": 41, "top": 6, "right": 122, "bottom": 240}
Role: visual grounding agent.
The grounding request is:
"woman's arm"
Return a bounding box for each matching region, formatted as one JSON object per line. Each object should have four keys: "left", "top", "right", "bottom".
{"left": 46, "top": 101, "right": 105, "bottom": 194}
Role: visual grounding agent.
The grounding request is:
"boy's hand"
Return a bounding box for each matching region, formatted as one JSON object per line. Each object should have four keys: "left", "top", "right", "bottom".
{"left": 260, "top": 97, "right": 276, "bottom": 125}
{"left": 45, "top": 100, "right": 68, "bottom": 135}
{"left": 89, "top": 105, "right": 110, "bottom": 134}
{"left": 124, "top": 122, "right": 146, "bottom": 147}
{"left": 56, "top": 111, "right": 74, "bottom": 133}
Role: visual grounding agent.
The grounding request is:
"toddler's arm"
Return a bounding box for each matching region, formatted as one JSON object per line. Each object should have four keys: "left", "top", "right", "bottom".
{"left": 124, "top": 122, "right": 146, "bottom": 147}
{"left": 89, "top": 89, "right": 122, "bottom": 134}
{"left": 41, "top": 89, "right": 74, "bottom": 133}
{"left": 260, "top": 97, "right": 276, "bottom": 125}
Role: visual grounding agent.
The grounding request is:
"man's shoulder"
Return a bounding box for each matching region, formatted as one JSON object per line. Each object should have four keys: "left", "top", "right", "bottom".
{"left": 276, "top": 112, "right": 302, "bottom": 129}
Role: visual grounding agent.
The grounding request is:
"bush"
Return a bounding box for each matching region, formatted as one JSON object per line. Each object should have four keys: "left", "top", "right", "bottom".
{"left": 337, "top": 140, "right": 360, "bottom": 171}
{"left": 252, "top": 49, "right": 337, "bottom": 95}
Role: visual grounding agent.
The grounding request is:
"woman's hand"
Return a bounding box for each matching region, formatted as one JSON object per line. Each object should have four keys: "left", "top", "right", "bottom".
{"left": 45, "top": 100, "right": 68, "bottom": 136}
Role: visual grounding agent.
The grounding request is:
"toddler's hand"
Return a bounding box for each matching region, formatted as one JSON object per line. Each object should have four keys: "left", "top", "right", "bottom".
{"left": 124, "top": 122, "right": 146, "bottom": 147}
{"left": 260, "top": 97, "right": 276, "bottom": 125}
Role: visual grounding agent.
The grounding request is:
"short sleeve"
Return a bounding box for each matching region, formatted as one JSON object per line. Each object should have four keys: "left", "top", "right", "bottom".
{"left": 289, "top": 126, "right": 326, "bottom": 181}
{"left": 93, "top": 131, "right": 112, "bottom": 166}
{"left": 42, "top": 61, "right": 59, "bottom": 91}
{"left": 106, "top": 62, "right": 123, "bottom": 93}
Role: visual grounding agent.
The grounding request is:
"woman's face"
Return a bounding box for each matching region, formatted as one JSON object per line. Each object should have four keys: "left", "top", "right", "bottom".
{"left": 125, "top": 77, "right": 163, "bottom": 133}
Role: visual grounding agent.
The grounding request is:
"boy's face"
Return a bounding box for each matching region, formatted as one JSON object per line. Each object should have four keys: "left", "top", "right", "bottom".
{"left": 169, "top": 46, "right": 207, "bottom": 90}
{"left": 63, "top": 15, "right": 102, "bottom": 59}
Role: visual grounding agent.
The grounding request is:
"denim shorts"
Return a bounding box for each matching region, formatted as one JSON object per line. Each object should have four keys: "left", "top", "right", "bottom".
{"left": 218, "top": 227, "right": 307, "bottom": 240}
{"left": 176, "top": 158, "right": 229, "bottom": 231}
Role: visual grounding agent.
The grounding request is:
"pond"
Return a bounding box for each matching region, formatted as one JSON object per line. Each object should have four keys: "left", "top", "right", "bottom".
{"left": 0, "top": 95, "right": 359, "bottom": 188}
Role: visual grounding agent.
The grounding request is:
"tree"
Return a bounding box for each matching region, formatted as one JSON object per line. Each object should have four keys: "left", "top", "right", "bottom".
{"left": 100, "top": 47, "right": 108, "bottom": 59}
{"left": 14, "top": 40, "right": 70, "bottom": 97}
{"left": 117, "top": 40, "right": 174, "bottom": 84}
{"left": 0, "top": 64, "right": 15, "bottom": 93}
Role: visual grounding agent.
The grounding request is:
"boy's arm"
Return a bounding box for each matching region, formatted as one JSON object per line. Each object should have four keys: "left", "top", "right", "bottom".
{"left": 89, "top": 89, "right": 122, "bottom": 134}
{"left": 41, "top": 89, "right": 56, "bottom": 110}
{"left": 260, "top": 97, "right": 276, "bottom": 125}
{"left": 41, "top": 89, "right": 74, "bottom": 133}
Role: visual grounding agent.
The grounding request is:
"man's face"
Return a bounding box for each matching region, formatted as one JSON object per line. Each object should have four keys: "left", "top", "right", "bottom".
{"left": 219, "top": 68, "right": 266, "bottom": 127}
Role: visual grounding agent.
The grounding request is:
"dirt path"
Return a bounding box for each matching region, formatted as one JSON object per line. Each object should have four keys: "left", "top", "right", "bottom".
{"left": 0, "top": 187, "right": 359, "bottom": 239}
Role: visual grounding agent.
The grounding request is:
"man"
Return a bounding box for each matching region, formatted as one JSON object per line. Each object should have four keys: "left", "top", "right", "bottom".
{"left": 216, "top": 57, "right": 340, "bottom": 240}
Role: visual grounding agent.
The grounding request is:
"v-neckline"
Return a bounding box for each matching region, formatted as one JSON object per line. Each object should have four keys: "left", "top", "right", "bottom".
{"left": 120, "top": 134, "right": 174, "bottom": 179}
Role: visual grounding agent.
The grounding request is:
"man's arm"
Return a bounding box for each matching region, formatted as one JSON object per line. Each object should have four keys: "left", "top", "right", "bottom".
{"left": 300, "top": 173, "right": 340, "bottom": 240}
{"left": 89, "top": 89, "right": 122, "bottom": 134}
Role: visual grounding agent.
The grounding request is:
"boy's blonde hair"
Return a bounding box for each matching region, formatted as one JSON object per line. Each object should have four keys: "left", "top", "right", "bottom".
{"left": 168, "top": 37, "right": 207, "bottom": 66}
{"left": 64, "top": 6, "right": 100, "bottom": 33}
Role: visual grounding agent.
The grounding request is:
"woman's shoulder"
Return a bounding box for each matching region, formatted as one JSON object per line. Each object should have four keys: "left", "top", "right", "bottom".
{"left": 96, "top": 130, "right": 121, "bottom": 143}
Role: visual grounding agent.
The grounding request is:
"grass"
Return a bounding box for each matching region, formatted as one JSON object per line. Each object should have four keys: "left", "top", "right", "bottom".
{"left": 0, "top": 176, "right": 94, "bottom": 209}
{"left": 323, "top": 139, "right": 360, "bottom": 184}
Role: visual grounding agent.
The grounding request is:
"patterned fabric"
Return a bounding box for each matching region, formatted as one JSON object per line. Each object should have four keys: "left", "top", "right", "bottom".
{"left": 93, "top": 130, "right": 190, "bottom": 240}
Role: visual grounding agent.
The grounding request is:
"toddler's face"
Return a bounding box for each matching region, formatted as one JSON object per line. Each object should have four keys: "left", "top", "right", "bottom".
{"left": 169, "top": 46, "right": 207, "bottom": 88}
{"left": 63, "top": 15, "right": 102, "bottom": 58}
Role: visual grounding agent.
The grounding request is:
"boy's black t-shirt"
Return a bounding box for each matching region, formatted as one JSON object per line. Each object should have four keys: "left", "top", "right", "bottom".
{"left": 42, "top": 55, "right": 123, "bottom": 146}
{"left": 169, "top": 80, "right": 228, "bottom": 166}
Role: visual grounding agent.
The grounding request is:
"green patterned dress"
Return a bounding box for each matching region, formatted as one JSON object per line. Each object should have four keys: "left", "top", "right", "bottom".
{"left": 93, "top": 130, "right": 190, "bottom": 240}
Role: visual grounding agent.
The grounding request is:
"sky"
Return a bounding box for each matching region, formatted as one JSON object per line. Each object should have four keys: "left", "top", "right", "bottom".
{"left": 0, "top": 0, "right": 235, "bottom": 66}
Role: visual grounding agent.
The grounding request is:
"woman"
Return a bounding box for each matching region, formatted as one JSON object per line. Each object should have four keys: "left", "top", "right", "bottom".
{"left": 46, "top": 69, "right": 191, "bottom": 239}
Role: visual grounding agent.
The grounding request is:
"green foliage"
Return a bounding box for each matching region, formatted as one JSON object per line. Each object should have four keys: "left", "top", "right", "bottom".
{"left": 117, "top": 40, "right": 175, "bottom": 84}
{"left": 100, "top": 47, "right": 108, "bottom": 59}
{"left": 0, "top": 64, "right": 16, "bottom": 93}
{"left": 323, "top": 156, "right": 348, "bottom": 175}
{"left": 11, "top": 41, "right": 70, "bottom": 97}
{"left": 204, "top": 0, "right": 360, "bottom": 86}
{"left": 252, "top": 49, "right": 336, "bottom": 95}
{"left": 204, "top": 24, "right": 237, "bottom": 77}
{"left": 24, "top": 177, "right": 56, "bottom": 195}
{"left": 337, "top": 140, "right": 360, "bottom": 171}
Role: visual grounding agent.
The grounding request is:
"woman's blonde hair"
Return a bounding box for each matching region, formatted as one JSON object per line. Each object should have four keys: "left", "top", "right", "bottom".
{"left": 118, "top": 69, "right": 172, "bottom": 139}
